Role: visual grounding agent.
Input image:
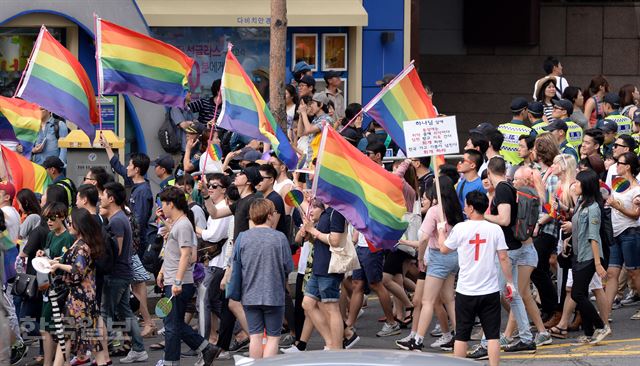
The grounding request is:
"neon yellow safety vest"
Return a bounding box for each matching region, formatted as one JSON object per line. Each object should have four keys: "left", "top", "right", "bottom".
{"left": 497, "top": 120, "right": 532, "bottom": 166}
{"left": 605, "top": 113, "right": 632, "bottom": 136}
{"left": 566, "top": 120, "right": 583, "bottom": 149}
{"left": 531, "top": 120, "right": 547, "bottom": 135}
{"left": 633, "top": 133, "right": 640, "bottom": 155}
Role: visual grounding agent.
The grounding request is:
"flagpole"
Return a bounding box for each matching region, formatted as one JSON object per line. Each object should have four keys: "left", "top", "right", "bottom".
{"left": 338, "top": 109, "right": 363, "bottom": 133}
{"left": 13, "top": 26, "right": 44, "bottom": 98}
{"left": 93, "top": 14, "right": 104, "bottom": 135}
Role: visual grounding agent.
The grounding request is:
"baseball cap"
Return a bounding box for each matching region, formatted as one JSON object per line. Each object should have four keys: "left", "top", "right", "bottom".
{"left": 376, "top": 74, "right": 396, "bottom": 87}
{"left": 42, "top": 156, "right": 65, "bottom": 170}
{"left": 185, "top": 122, "right": 205, "bottom": 134}
{"left": 252, "top": 68, "right": 269, "bottom": 81}
{"left": 152, "top": 155, "right": 175, "bottom": 171}
{"left": 542, "top": 119, "right": 568, "bottom": 132}
{"left": 293, "top": 61, "right": 312, "bottom": 73}
{"left": 552, "top": 99, "right": 574, "bottom": 115}
{"left": 470, "top": 122, "right": 497, "bottom": 135}
{"left": 298, "top": 75, "right": 316, "bottom": 87}
{"left": 341, "top": 128, "right": 359, "bottom": 144}
{"left": 597, "top": 119, "right": 619, "bottom": 133}
{"left": 510, "top": 97, "right": 528, "bottom": 113}
{"left": 0, "top": 181, "right": 16, "bottom": 201}
{"left": 603, "top": 92, "right": 621, "bottom": 108}
{"left": 527, "top": 101, "right": 544, "bottom": 117}
{"left": 239, "top": 165, "right": 262, "bottom": 187}
{"left": 312, "top": 93, "right": 330, "bottom": 105}
{"left": 323, "top": 70, "right": 342, "bottom": 82}
{"left": 232, "top": 147, "right": 262, "bottom": 162}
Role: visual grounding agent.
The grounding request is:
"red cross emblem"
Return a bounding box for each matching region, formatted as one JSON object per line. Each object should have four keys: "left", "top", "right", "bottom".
{"left": 469, "top": 233, "right": 486, "bottom": 261}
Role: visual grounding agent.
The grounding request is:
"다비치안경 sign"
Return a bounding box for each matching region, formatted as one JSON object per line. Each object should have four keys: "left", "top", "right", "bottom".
{"left": 403, "top": 116, "right": 459, "bottom": 158}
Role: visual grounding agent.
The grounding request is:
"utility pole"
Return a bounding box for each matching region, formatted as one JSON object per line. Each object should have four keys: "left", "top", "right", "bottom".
{"left": 269, "top": 0, "right": 287, "bottom": 130}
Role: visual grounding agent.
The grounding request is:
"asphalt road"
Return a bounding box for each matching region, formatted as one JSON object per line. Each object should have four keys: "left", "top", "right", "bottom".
{"left": 17, "top": 296, "right": 640, "bottom": 366}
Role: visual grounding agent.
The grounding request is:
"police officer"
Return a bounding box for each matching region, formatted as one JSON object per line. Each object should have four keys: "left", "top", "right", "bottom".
{"left": 529, "top": 101, "right": 547, "bottom": 135}
{"left": 42, "top": 156, "right": 76, "bottom": 208}
{"left": 542, "top": 119, "right": 579, "bottom": 162}
{"left": 596, "top": 92, "right": 632, "bottom": 136}
{"left": 550, "top": 99, "right": 583, "bottom": 149}
{"left": 498, "top": 97, "right": 533, "bottom": 166}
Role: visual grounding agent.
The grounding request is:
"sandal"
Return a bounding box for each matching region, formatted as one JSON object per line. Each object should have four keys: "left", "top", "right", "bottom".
{"left": 150, "top": 341, "right": 165, "bottom": 350}
{"left": 548, "top": 326, "right": 568, "bottom": 339}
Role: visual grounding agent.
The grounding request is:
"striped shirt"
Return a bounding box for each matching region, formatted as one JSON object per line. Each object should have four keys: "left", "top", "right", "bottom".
{"left": 188, "top": 98, "right": 220, "bottom": 125}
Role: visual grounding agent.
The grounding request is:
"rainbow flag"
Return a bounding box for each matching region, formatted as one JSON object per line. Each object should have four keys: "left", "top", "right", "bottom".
{"left": 16, "top": 26, "right": 98, "bottom": 141}
{"left": 217, "top": 48, "right": 298, "bottom": 169}
{"left": 0, "top": 116, "right": 19, "bottom": 147}
{"left": 0, "top": 97, "right": 41, "bottom": 157}
{"left": 1, "top": 145, "right": 51, "bottom": 195}
{"left": 362, "top": 64, "right": 436, "bottom": 152}
{"left": 429, "top": 155, "right": 445, "bottom": 172}
{"left": 312, "top": 127, "right": 408, "bottom": 249}
{"left": 96, "top": 17, "right": 194, "bottom": 107}
{"left": 207, "top": 143, "right": 223, "bottom": 162}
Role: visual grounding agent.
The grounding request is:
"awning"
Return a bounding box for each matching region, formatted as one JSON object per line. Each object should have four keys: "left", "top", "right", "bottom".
{"left": 137, "top": 0, "right": 368, "bottom": 27}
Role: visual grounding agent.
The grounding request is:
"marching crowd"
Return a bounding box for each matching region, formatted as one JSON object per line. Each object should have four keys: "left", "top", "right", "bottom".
{"left": 1, "top": 56, "right": 640, "bottom": 366}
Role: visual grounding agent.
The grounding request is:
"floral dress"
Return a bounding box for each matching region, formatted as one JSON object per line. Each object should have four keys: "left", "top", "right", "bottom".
{"left": 61, "top": 240, "right": 102, "bottom": 353}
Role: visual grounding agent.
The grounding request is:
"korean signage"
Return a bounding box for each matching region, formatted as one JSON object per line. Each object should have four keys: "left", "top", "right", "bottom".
{"left": 402, "top": 116, "right": 459, "bottom": 158}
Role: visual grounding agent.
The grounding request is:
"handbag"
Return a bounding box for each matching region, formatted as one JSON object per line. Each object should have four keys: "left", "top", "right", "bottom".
{"left": 197, "top": 237, "right": 227, "bottom": 263}
{"left": 11, "top": 273, "right": 37, "bottom": 299}
{"left": 328, "top": 211, "right": 361, "bottom": 274}
{"left": 396, "top": 200, "right": 421, "bottom": 257}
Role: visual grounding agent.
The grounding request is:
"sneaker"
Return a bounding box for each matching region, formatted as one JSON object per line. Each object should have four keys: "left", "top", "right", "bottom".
{"left": 572, "top": 335, "right": 591, "bottom": 344}
{"left": 439, "top": 337, "right": 455, "bottom": 352}
{"left": 466, "top": 344, "right": 488, "bottom": 360}
{"left": 10, "top": 342, "right": 28, "bottom": 366}
{"left": 395, "top": 338, "right": 413, "bottom": 351}
{"left": 70, "top": 355, "right": 92, "bottom": 366}
{"left": 155, "top": 360, "right": 164, "bottom": 366}
{"left": 430, "top": 324, "right": 443, "bottom": 337}
{"left": 194, "top": 353, "right": 204, "bottom": 366}
{"left": 357, "top": 308, "right": 365, "bottom": 320}
{"left": 279, "top": 334, "right": 295, "bottom": 347}
{"left": 119, "top": 350, "right": 149, "bottom": 364}
{"left": 430, "top": 332, "right": 453, "bottom": 349}
{"left": 612, "top": 297, "right": 623, "bottom": 310}
{"left": 228, "top": 337, "right": 250, "bottom": 352}
{"left": 535, "top": 331, "right": 553, "bottom": 347}
{"left": 158, "top": 327, "right": 165, "bottom": 336}
{"left": 343, "top": 332, "right": 360, "bottom": 349}
{"left": 499, "top": 334, "right": 513, "bottom": 350}
{"left": 621, "top": 292, "right": 640, "bottom": 305}
{"left": 217, "top": 351, "right": 231, "bottom": 360}
{"left": 631, "top": 309, "right": 640, "bottom": 320}
{"left": 281, "top": 345, "right": 301, "bottom": 354}
{"left": 504, "top": 340, "right": 536, "bottom": 353}
{"left": 201, "top": 344, "right": 222, "bottom": 366}
{"left": 590, "top": 326, "right": 611, "bottom": 344}
{"left": 376, "top": 322, "right": 401, "bottom": 337}
{"left": 407, "top": 338, "right": 424, "bottom": 352}
{"left": 470, "top": 325, "right": 483, "bottom": 341}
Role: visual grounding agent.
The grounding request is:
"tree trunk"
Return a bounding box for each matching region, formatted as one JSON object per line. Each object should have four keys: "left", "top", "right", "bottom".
{"left": 269, "top": 0, "right": 287, "bottom": 131}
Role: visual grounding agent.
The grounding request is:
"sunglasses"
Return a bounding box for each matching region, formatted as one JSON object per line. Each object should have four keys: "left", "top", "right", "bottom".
{"left": 47, "top": 215, "right": 62, "bottom": 221}
{"left": 208, "top": 183, "right": 222, "bottom": 189}
{"left": 617, "top": 160, "right": 630, "bottom": 166}
{"left": 614, "top": 143, "right": 628, "bottom": 149}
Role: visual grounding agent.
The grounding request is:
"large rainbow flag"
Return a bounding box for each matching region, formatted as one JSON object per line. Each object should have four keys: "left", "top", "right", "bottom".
{"left": 96, "top": 17, "right": 194, "bottom": 107}
{"left": 1, "top": 145, "right": 50, "bottom": 195}
{"left": 217, "top": 48, "right": 298, "bottom": 169}
{"left": 312, "top": 127, "right": 408, "bottom": 249}
{"left": 0, "top": 97, "right": 41, "bottom": 157}
{"left": 362, "top": 64, "right": 436, "bottom": 152}
{"left": 16, "top": 26, "right": 98, "bottom": 141}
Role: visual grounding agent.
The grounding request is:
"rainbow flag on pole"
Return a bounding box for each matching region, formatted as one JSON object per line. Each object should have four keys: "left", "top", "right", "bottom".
{"left": 207, "top": 144, "right": 223, "bottom": 162}
{"left": 16, "top": 26, "right": 98, "bottom": 141}
{"left": 1, "top": 145, "right": 50, "bottom": 195}
{"left": 0, "top": 97, "right": 41, "bottom": 157}
{"left": 96, "top": 17, "right": 194, "bottom": 107}
{"left": 362, "top": 64, "right": 436, "bottom": 152}
{"left": 312, "top": 127, "right": 408, "bottom": 249}
{"left": 217, "top": 46, "right": 298, "bottom": 169}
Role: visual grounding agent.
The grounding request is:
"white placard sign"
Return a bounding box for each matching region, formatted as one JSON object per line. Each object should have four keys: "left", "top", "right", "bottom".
{"left": 402, "top": 116, "right": 459, "bottom": 158}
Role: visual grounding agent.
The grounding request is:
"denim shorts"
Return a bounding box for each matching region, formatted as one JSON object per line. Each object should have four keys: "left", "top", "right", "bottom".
{"left": 609, "top": 228, "right": 640, "bottom": 270}
{"left": 508, "top": 243, "right": 538, "bottom": 267}
{"left": 304, "top": 274, "right": 342, "bottom": 302}
{"left": 426, "top": 248, "right": 459, "bottom": 280}
{"left": 352, "top": 246, "right": 384, "bottom": 284}
{"left": 243, "top": 305, "right": 285, "bottom": 336}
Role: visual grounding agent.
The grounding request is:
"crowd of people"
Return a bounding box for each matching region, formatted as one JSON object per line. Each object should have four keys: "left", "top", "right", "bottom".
{"left": 1, "top": 56, "right": 640, "bottom": 366}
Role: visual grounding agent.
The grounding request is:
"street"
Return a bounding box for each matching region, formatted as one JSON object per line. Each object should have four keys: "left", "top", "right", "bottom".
{"left": 21, "top": 295, "right": 637, "bottom": 366}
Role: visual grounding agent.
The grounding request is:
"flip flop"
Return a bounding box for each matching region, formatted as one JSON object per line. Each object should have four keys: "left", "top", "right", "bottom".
{"left": 549, "top": 326, "right": 568, "bottom": 339}
{"left": 150, "top": 342, "right": 165, "bottom": 350}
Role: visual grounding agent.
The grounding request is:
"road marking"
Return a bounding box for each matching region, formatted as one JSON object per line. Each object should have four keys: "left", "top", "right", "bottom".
{"left": 502, "top": 350, "right": 640, "bottom": 359}
{"left": 501, "top": 338, "right": 640, "bottom": 359}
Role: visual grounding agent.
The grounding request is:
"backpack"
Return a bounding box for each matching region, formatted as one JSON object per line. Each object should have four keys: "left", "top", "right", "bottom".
{"left": 508, "top": 183, "right": 541, "bottom": 242}
{"left": 158, "top": 109, "right": 182, "bottom": 154}
{"left": 95, "top": 224, "right": 118, "bottom": 276}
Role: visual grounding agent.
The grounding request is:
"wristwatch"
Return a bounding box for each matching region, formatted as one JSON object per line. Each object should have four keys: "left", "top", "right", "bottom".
{"left": 174, "top": 279, "right": 183, "bottom": 286}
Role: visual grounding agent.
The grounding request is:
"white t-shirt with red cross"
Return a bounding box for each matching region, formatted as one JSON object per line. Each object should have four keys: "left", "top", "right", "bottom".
{"left": 444, "top": 219, "right": 508, "bottom": 296}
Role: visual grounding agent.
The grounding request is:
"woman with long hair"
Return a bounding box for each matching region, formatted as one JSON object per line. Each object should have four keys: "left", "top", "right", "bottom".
{"left": 535, "top": 76, "right": 558, "bottom": 122}
{"left": 603, "top": 152, "right": 640, "bottom": 323}
{"left": 566, "top": 169, "right": 610, "bottom": 344}
{"left": 17, "top": 188, "right": 41, "bottom": 240}
{"left": 286, "top": 84, "right": 299, "bottom": 141}
{"left": 619, "top": 84, "right": 639, "bottom": 119}
{"left": 49, "top": 208, "right": 109, "bottom": 366}
{"left": 562, "top": 86, "right": 588, "bottom": 129}
{"left": 396, "top": 175, "right": 463, "bottom": 351}
{"left": 583, "top": 75, "right": 609, "bottom": 128}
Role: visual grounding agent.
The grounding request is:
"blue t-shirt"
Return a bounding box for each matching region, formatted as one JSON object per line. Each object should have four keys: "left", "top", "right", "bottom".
{"left": 108, "top": 210, "right": 133, "bottom": 279}
{"left": 456, "top": 176, "right": 486, "bottom": 209}
{"left": 312, "top": 208, "right": 346, "bottom": 277}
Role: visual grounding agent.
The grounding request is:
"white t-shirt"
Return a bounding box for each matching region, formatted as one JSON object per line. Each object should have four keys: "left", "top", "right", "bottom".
{"left": 533, "top": 76, "right": 569, "bottom": 100}
{"left": 611, "top": 186, "right": 640, "bottom": 237}
{"left": 445, "top": 219, "right": 508, "bottom": 296}
{"left": 348, "top": 225, "right": 368, "bottom": 248}
{"left": 201, "top": 200, "right": 233, "bottom": 268}
{"left": 2, "top": 206, "right": 21, "bottom": 242}
{"left": 297, "top": 241, "right": 312, "bottom": 275}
